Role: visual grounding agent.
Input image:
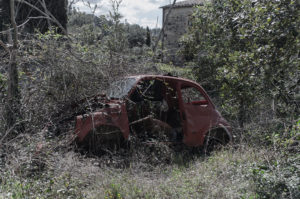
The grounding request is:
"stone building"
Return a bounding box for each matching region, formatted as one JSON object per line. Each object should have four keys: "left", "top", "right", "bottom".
{"left": 161, "top": 0, "right": 205, "bottom": 64}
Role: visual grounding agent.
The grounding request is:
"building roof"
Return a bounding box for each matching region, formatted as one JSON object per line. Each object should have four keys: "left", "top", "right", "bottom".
{"left": 160, "top": 0, "right": 205, "bottom": 9}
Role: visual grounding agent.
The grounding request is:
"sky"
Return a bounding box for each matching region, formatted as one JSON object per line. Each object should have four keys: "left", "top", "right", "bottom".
{"left": 73, "top": 0, "right": 184, "bottom": 28}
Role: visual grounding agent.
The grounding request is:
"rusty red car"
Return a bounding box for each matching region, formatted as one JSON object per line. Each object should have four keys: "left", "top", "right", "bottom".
{"left": 74, "top": 75, "right": 232, "bottom": 152}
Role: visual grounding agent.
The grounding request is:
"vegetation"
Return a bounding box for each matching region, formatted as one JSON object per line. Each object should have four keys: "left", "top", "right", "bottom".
{"left": 0, "top": 0, "right": 299, "bottom": 198}
{"left": 0, "top": 0, "right": 68, "bottom": 37}
{"left": 180, "top": 0, "right": 299, "bottom": 127}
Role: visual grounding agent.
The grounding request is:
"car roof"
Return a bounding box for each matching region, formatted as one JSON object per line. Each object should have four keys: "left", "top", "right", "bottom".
{"left": 127, "top": 75, "right": 199, "bottom": 86}
{"left": 126, "top": 75, "right": 215, "bottom": 108}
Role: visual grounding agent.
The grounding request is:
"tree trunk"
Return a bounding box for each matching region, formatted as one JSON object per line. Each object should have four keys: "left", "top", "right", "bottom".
{"left": 152, "top": 0, "right": 177, "bottom": 53}
{"left": 0, "top": 0, "right": 11, "bottom": 42}
{"left": 5, "top": 0, "right": 20, "bottom": 128}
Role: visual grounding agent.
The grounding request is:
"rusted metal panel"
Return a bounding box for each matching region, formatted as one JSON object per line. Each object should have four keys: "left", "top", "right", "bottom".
{"left": 74, "top": 74, "right": 232, "bottom": 150}
{"left": 75, "top": 102, "right": 129, "bottom": 142}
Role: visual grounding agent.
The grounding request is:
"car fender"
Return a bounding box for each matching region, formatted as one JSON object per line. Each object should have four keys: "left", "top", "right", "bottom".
{"left": 75, "top": 103, "right": 130, "bottom": 142}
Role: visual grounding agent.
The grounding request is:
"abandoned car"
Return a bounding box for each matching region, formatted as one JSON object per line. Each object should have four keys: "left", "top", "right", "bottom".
{"left": 74, "top": 75, "right": 232, "bottom": 152}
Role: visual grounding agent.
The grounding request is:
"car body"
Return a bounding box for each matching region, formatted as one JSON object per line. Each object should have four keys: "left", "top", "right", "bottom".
{"left": 74, "top": 75, "right": 232, "bottom": 150}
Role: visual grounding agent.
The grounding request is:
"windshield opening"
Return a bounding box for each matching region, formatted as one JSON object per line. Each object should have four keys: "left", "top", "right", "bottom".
{"left": 107, "top": 78, "right": 137, "bottom": 99}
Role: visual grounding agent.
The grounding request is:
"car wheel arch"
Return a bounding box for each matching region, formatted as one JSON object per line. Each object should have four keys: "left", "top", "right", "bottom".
{"left": 203, "top": 125, "right": 232, "bottom": 153}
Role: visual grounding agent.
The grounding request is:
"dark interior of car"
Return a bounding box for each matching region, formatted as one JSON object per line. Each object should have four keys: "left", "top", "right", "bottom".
{"left": 127, "top": 79, "right": 183, "bottom": 141}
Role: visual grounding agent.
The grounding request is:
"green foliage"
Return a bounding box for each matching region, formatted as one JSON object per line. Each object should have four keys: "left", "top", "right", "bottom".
{"left": 68, "top": 11, "right": 112, "bottom": 44}
{"left": 68, "top": 9, "right": 155, "bottom": 50}
{"left": 126, "top": 24, "right": 146, "bottom": 48}
{"left": 146, "top": 26, "right": 151, "bottom": 47}
{"left": 105, "top": 183, "right": 124, "bottom": 199}
{"left": 69, "top": 11, "right": 111, "bottom": 29}
{"left": 251, "top": 153, "right": 300, "bottom": 198}
{"left": 105, "top": 0, "right": 128, "bottom": 53}
{"left": 157, "top": 63, "right": 196, "bottom": 81}
{"left": 0, "top": 171, "right": 85, "bottom": 199}
{"left": 76, "top": 24, "right": 103, "bottom": 45}
{"left": 178, "top": 34, "right": 196, "bottom": 61}
{"left": 182, "top": 0, "right": 299, "bottom": 127}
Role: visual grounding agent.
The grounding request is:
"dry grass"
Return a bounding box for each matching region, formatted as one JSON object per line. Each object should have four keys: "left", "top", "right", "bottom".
{"left": 2, "top": 129, "right": 298, "bottom": 199}
{"left": 73, "top": 146, "right": 266, "bottom": 199}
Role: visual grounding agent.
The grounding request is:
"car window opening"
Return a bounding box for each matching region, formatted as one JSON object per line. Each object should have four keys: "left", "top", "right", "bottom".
{"left": 128, "top": 79, "right": 183, "bottom": 142}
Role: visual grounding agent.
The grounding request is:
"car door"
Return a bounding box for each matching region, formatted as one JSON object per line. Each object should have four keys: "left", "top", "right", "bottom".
{"left": 178, "top": 82, "right": 214, "bottom": 146}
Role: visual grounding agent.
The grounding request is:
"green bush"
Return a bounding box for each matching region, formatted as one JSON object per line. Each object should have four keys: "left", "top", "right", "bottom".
{"left": 181, "top": 0, "right": 299, "bottom": 128}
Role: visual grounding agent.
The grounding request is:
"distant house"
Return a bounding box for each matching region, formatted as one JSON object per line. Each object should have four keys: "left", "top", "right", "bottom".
{"left": 161, "top": 0, "right": 205, "bottom": 64}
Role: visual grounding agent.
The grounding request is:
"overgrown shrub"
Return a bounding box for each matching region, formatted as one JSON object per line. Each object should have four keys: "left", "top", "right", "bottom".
{"left": 181, "top": 0, "right": 299, "bottom": 142}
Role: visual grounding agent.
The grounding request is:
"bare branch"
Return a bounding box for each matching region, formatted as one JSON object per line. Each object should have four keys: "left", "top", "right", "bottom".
{"left": 0, "top": 40, "right": 10, "bottom": 53}
{"left": 10, "top": 0, "right": 18, "bottom": 48}
{"left": 5, "top": 0, "right": 20, "bottom": 128}
{"left": 16, "top": 0, "right": 68, "bottom": 35}
{"left": 0, "top": 19, "right": 30, "bottom": 35}
{"left": 68, "top": 0, "right": 80, "bottom": 13}
{"left": 40, "top": 0, "right": 52, "bottom": 29}
{"left": 0, "top": 120, "right": 26, "bottom": 148}
{"left": 153, "top": 0, "right": 177, "bottom": 52}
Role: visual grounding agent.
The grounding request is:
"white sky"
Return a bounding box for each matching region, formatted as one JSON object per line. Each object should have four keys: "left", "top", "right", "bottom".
{"left": 73, "top": 0, "right": 185, "bottom": 28}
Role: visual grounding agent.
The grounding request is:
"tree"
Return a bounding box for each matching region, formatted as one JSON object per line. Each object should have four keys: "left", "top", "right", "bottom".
{"left": 2, "top": 0, "right": 20, "bottom": 129}
{"left": 146, "top": 26, "right": 151, "bottom": 47}
{"left": 0, "top": 0, "right": 68, "bottom": 35}
{"left": 126, "top": 24, "right": 146, "bottom": 48}
{"left": 0, "top": 0, "right": 69, "bottom": 129}
{"left": 0, "top": 0, "right": 11, "bottom": 41}
{"left": 68, "top": 0, "right": 80, "bottom": 14}
{"left": 106, "top": 0, "right": 127, "bottom": 54}
{"left": 182, "top": 0, "right": 299, "bottom": 127}
{"left": 153, "top": 0, "right": 176, "bottom": 52}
